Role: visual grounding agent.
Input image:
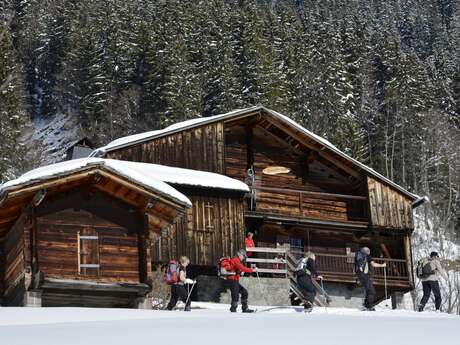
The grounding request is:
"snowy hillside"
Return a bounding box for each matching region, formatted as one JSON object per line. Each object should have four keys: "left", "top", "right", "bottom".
{"left": 0, "top": 303, "right": 457, "bottom": 345}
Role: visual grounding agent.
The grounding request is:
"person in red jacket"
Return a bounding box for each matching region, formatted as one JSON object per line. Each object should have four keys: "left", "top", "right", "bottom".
{"left": 245, "top": 232, "right": 255, "bottom": 257}
{"left": 224, "top": 249, "right": 256, "bottom": 313}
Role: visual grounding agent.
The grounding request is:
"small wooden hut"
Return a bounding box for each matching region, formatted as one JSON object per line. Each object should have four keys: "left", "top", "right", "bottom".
{"left": 0, "top": 158, "right": 190, "bottom": 307}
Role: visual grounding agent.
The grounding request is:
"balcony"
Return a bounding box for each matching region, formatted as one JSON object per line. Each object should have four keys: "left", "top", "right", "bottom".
{"left": 246, "top": 186, "right": 369, "bottom": 226}
{"left": 246, "top": 247, "right": 411, "bottom": 289}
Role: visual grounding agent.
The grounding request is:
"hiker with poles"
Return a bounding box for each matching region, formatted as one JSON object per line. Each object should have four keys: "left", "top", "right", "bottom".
{"left": 417, "top": 251, "right": 448, "bottom": 312}
{"left": 295, "top": 252, "right": 323, "bottom": 312}
{"left": 165, "top": 256, "right": 195, "bottom": 311}
{"left": 218, "top": 249, "right": 257, "bottom": 313}
{"left": 355, "top": 247, "right": 386, "bottom": 311}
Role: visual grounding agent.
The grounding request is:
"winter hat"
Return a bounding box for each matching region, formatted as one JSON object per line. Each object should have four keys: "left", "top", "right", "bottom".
{"left": 361, "top": 247, "right": 371, "bottom": 255}
{"left": 237, "top": 249, "right": 247, "bottom": 259}
{"left": 430, "top": 251, "right": 439, "bottom": 258}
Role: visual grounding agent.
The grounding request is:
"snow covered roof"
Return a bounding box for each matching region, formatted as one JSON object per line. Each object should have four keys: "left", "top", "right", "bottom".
{"left": 0, "top": 158, "right": 192, "bottom": 208}
{"left": 91, "top": 106, "right": 417, "bottom": 200}
{"left": 103, "top": 160, "right": 249, "bottom": 193}
{"left": 0, "top": 158, "right": 249, "bottom": 210}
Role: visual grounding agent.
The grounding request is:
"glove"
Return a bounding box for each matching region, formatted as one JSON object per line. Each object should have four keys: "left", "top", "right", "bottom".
{"left": 184, "top": 278, "right": 195, "bottom": 284}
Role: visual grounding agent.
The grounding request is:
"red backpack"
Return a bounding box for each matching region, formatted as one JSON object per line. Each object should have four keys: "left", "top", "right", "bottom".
{"left": 217, "top": 257, "right": 235, "bottom": 278}
{"left": 163, "top": 260, "right": 180, "bottom": 285}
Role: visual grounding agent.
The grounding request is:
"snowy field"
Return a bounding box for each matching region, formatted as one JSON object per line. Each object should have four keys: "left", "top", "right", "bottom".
{"left": 0, "top": 303, "right": 458, "bottom": 345}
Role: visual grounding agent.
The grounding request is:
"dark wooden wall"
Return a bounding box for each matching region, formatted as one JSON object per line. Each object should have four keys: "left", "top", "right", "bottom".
{"left": 152, "top": 195, "right": 244, "bottom": 266}
{"left": 36, "top": 209, "right": 141, "bottom": 283}
{"left": 107, "top": 123, "right": 225, "bottom": 173}
{"left": 225, "top": 124, "right": 368, "bottom": 223}
{"left": 2, "top": 211, "right": 28, "bottom": 293}
{"left": 368, "top": 177, "right": 413, "bottom": 229}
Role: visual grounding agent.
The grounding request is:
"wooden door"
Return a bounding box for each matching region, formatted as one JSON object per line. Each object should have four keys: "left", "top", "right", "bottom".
{"left": 78, "top": 227, "right": 100, "bottom": 276}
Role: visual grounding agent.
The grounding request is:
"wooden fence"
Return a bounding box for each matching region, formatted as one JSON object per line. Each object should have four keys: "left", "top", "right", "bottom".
{"left": 246, "top": 246, "right": 409, "bottom": 286}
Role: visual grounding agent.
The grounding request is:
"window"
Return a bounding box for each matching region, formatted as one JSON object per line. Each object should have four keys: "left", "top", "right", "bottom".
{"left": 204, "top": 202, "right": 214, "bottom": 230}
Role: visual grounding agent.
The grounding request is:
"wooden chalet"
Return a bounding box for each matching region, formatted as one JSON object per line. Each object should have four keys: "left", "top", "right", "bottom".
{"left": 92, "top": 106, "right": 426, "bottom": 306}
{"left": 0, "top": 158, "right": 190, "bottom": 307}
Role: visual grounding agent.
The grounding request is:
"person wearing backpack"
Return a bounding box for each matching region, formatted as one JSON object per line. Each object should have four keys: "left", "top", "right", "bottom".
{"left": 295, "top": 252, "right": 323, "bottom": 312}
{"left": 418, "top": 251, "right": 448, "bottom": 312}
{"left": 166, "top": 256, "right": 195, "bottom": 311}
{"left": 355, "top": 247, "right": 386, "bottom": 311}
{"left": 221, "top": 249, "right": 257, "bottom": 313}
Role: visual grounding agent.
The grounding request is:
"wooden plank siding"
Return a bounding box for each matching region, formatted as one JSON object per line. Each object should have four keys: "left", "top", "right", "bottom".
{"left": 367, "top": 177, "right": 414, "bottom": 229}
{"left": 36, "top": 209, "right": 141, "bottom": 283}
{"left": 107, "top": 123, "right": 225, "bottom": 174}
{"left": 225, "top": 128, "right": 368, "bottom": 223}
{"left": 152, "top": 195, "right": 244, "bottom": 266}
{"left": 2, "top": 208, "right": 31, "bottom": 290}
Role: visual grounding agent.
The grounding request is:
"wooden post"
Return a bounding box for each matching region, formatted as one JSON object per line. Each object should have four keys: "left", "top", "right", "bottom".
{"left": 403, "top": 234, "right": 413, "bottom": 286}
{"left": 245, "top": 126, "right": 254, "bottom": 170}
{"left": 77, "top": 231, "right": 81, "bottom": 274}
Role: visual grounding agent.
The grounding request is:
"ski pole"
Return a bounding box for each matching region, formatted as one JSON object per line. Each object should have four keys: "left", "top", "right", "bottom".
{"left": 384, "top": 265, "right": 388, "bottom": 306}
{"left": 320, "top": 278, "right": 328, "bottom": 313}
{"left": 255, "top": 268, "right": 270, "bottom": 305}
{"left": 184, "top": 281, "right": 196, "bottom": 311}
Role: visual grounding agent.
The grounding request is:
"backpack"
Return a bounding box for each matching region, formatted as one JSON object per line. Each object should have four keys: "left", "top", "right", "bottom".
{"left": 416, "top": 258, "right": 434, "bottom": 278}
{"left": 295, "top": 258, "right": 311, "bottom": 277}
{"left": 217, "top": 257, "right": 235, "bottom": 278}
{"left": 163, "top": 260, "right": 180, "bottom": 285}
{"left": 354, "top": 251, "right": 368, "bottom": 273}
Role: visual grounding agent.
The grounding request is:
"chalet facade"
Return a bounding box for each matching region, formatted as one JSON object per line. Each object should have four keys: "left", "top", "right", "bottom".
{"left": 0, "top": 158, "right": 247, "bottom": 307}
{"left": 92, "top": 106, "right": 424, "bottom": 305}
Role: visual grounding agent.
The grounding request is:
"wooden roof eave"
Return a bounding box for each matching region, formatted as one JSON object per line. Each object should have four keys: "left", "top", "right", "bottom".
{"left": 95, "top": 168, "right": 190, "bottom": 211}
{"left": 0, "top": 167, "right": 190, "bottom": 239}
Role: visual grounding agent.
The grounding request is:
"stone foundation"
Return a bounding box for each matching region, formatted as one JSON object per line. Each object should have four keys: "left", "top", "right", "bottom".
{"left": 196, "top": 275, "right": 290, "bottom": 306}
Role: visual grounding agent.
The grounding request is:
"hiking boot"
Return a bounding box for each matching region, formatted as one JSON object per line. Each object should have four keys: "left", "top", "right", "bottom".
{"left": 418, "top": 305, "right": 424, "bottom": 312}
{"left": 230, "top": 302, "right": 238, "bottom": 313}
{"left": 242, "top": 308, "right": 255, "bottom": 313}
{"left": 303, "top": 302, "right": 313, "bottom": 313}
{"left": 241, "top": 301, "right": 254, "bottom": 313}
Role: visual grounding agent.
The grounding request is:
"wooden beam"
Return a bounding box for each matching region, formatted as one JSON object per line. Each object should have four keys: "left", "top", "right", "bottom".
{"left": 32, "top": 189, "right": 47, "bottom": 207}
{"left": 266, "top": 117, "right": 362, "bottom": 179}
{"left": 246, "top": 126, "right": 254, "bottom": 170}
{"left": 6, "top": 171, "right": 97, "bottom": 199}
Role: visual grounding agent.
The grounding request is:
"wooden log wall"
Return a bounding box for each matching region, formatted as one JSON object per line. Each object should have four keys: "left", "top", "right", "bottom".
{"left": 107, "top": 123, "right": 225, "bottom": 174}
{"left": 367, "top": 177, "right": 414, "bottom": 229}
{"left": 36, "top": 209, "right": 141, "bottom": 283}
{"left": 225, "top": 139, "right": 361, "bottom": 222}
{"left": 255, "top": 189, "right": 348, "bottom": 222}
{"left": 2, "top": 213, "right": 26, "bottom": 292}
{"left": 152, "top": 195, "right": 244, "bottom": 266}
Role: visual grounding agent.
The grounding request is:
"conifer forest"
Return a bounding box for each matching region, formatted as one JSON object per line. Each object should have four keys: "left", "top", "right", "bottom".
{"left": 0, "top": 0, "right": 459, "bottom": 243}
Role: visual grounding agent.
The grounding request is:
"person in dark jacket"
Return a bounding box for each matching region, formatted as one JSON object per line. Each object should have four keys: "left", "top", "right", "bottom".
{"left": 166, "top": 256, "right": 195, "bottom": 311}
{"left": 418, "top": 251, "right": 448, "bottom": 312}
{"left": 355, "top": 247, "right": 386, "bottom": 311}
{"left": 223, "top": 249, "right": 256, "bottom": 313}
{"left": 296, "top": 252, "right": 323, "bottom": 312}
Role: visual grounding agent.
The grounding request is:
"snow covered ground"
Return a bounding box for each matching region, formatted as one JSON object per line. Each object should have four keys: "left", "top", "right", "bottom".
{"left": 0, "top": 303, "right": 457, "bottom": 345}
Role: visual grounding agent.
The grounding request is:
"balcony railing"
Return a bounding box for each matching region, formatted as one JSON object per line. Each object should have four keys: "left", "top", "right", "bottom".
{"left": 247, "top": 186, "right": 369, "bottom": 223}
{"left": 246, "top": 247, "right": 410, "bottom": 287}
